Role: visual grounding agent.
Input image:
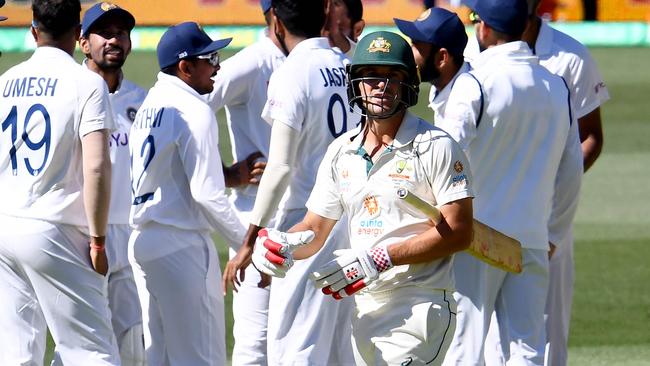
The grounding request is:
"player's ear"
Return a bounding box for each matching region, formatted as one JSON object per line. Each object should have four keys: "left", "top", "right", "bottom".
{"left": 352, "top": 19, "right": 365, "bottom": 42}
{"left": 79, "top": 36, "right": 90, "bottom": 54}
{"left": 177, "top": 59, "right": 193, "bottom": 78}
{"left": 437, "top": 48, "right": 449, "bottom": 69}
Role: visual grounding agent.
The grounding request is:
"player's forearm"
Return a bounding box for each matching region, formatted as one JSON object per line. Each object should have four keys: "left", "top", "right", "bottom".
{"left": 388, "top": 199, "right": 473, "bottom": 265}
{"left": 290, "top": 211, "right": 337, "bottom": 260}
{"left": 199, "top": 190, "right": 247, "bottom": 248}
{"left": 578, "top": 107, "right": 604, "bottom": 172}
{"left": 81, "top": 130, "right": 112, "bottom": 238}
{"left": 248, "top": 121, "right": 299, "bottom": 227}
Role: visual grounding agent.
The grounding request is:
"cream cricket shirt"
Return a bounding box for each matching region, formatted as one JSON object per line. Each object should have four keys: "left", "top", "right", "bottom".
{"left": 307, "top": 112, "right": 474, "bottom": 292}
{"left": 0, "top": 47, "right": 114, "bottom": 226}
{"left": 439, "top": 41, "right": 573, "bottom": 251}
{"left": 207, "top": 35, "right": 285, "bottom": 201}
{"left": 129, "top": 72, "right": 245, "bottom": 249}
{"left": 261, "top": 37, "right": 359, "bottom": 212}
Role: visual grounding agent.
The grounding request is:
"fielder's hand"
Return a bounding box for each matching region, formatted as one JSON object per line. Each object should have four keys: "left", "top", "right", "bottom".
{"left": 310, "top": 246, "right": 393, "bottom": 300}
{"left": 89, "top": 236, "right": 108, "bottom": 276}
{"left": 252, "top": 228, "right": 315, "bottom": 278}
{"left": 224, "top": 151, "right": 266, "bottom": 188}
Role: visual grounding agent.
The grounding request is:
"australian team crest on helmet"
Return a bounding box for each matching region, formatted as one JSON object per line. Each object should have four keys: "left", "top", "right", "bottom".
{"left": 367, "top": 37, "right": 391, "bottom": 53}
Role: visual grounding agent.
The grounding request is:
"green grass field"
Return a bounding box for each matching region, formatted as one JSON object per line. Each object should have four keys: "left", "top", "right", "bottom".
{"left": 1, "top": 47, "right": 649, "bottom": 365}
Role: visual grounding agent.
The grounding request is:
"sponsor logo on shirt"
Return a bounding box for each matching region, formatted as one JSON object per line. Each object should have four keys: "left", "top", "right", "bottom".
{"left": 126, "top": 107, "right": 137, "bottom": 122}
{"left": 452, "top": 174, "right": 468, "bottom": 187}
{"left": 356, "top": 218, "right": 384, "bottom": 238}
{"left": 363, "top": 195, "right": 380, "bottom": 218}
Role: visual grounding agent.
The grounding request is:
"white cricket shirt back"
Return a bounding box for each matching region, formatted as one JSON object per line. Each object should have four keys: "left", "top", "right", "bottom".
{"left": 262, "top": 37, "right": 360, "bottom": 211}
{"left": 0, "top": 47, "right": 113, "bottom": 226}
{"left": 440, "top": 42, "right": 572, "bottom": 250}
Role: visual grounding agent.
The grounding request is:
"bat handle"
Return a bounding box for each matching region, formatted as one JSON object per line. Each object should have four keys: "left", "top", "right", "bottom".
{"left": 396, "top": 187, "right": 442, "bottom": 225}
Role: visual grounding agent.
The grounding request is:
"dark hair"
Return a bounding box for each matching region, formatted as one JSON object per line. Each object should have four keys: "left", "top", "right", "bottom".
{"left": 272, "top": 0, "right": 325, "bottom": 38}
{"left": 32, "top": 0, "right": 81, "bottom": 40}
{"left": 342, "top": 0, "right": 363, "bottom": 24}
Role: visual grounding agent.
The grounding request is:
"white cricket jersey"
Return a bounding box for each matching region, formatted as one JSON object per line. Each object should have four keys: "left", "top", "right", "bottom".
{"left": 438, "top": 41, "right": 572, "bottom": 250}
{"left": 207, "top": 35, "right": 285, "bottom": 201}
{"left": 0, "top": 47, "right": 114, "bottom": 226}
{"left": 261, "top": 37, "right": 360, "bottom": 211}
{"left": 129, "top": 72, "right": 245, "bottom": 247}
{"left": 307, "top": 112, "right": 474, "bottom": 292}
{"left": 428, "top": 62, "right": 470, "bottom": 122}
{"left": 464, "top": 21, "right": 609, "bottom": 118}
{"left": 84, "top": 62, "right": 147, "bottom": 225}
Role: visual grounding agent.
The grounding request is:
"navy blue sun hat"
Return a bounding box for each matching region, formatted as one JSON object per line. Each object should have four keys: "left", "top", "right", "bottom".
{"left": 81, "top": 2, "right": 135, "bottom": 37}
{"left": 157, "top": 22, "right": 232, "bottom": 69}
{"left": 394, "top": 8, "right": 468, "bottom": 56}
{"left": 260, "top": 0, "right": 272, "bottom": 13}
{"left": 464, "top": 0, "right": 528, "bottom": 36}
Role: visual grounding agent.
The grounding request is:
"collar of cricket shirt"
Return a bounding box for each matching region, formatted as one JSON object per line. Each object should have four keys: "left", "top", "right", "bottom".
{"left": 471, "top": 41, "right": 535, "bottom": 70}
{"left": 156, "top": 71, "right": 205, "bottom": 101}
{"left": 534, "top": 20, "right": 554, "bottom": 57}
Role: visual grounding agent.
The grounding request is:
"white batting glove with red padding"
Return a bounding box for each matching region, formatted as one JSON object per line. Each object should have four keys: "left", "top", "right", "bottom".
{"left": 310, "top": 245, "right": 393, "bottom": 300}
{"left": 251, "top": 228, "right": 315, "bottom": 278}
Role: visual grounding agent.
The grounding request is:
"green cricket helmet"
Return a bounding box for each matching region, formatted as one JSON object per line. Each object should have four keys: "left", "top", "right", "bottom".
{"left": 347, "top": 31, "right": 420, "bottom": 118}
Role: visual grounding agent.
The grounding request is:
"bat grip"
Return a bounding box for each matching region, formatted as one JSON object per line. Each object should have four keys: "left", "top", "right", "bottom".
{"left": 396, "top": 188, "right": 442, "bottom": 224}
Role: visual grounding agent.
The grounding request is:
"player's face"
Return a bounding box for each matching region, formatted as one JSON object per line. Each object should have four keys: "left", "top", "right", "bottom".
{"left": 186, "top": 55, "right": 219, "bottom": 95}
{"left": 85, "top": 17, "right": 132, "bottom": 70}
{"left": 357, "top": 65, "right": 407, "bottom": 118}
{"left": 411, "top": 41, "right": 440, "bottom": 83}
{"left": 328, "top": 0, "right": 354, "bottom": 40}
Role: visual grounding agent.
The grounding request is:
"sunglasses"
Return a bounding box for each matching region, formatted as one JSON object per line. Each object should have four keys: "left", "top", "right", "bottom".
{"left": 469, "top": 11, "right": 482, "bottom": 24}
{"left": 195, "top": 51, "right": 220, "bottom": 67}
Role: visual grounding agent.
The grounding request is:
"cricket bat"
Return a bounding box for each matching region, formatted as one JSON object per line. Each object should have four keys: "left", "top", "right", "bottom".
{"left": 396, "top": 188, "right": 522, "bottom": 273}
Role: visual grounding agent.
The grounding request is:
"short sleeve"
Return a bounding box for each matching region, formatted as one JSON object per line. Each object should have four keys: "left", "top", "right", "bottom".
{"left": 306, "top": 141, "right": 345, "bottom": 220}
{"left": 207, "top": 50, "right": 257, "bottom": 111}
{"left": 261, "top": 65, "right": 307, "bottom": 132}
{"left": 569, "top": 50, "right": 610, "bottom": 118}
{"left": 429, "top": 134, "right": 474, "bottom": 206}
{"left": 78, "top": 71, "right": 114, "bottom": 137}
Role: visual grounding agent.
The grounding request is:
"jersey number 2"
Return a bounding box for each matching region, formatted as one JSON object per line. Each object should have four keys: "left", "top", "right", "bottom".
{"left": 1, "top": 104, "right": 51, "bottom": 176}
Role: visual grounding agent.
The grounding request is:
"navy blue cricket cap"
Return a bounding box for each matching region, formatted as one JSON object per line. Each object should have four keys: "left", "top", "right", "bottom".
{"left": 81, "top": 2, "right": 135, "bottom": 37}
{"left": 157, "top": 22, "right": 232, "bottom": 69}
{"left": 394, "top": 8, "right": 467, "bottom": 56}
{"left": 0, "top": 0, "right": 7, "bottom": 22}
{"left": 260, "top": 0, "right": 272, "bottom": 13}
{"left": 464, "top": 0, "right": 528, "bottom": 36}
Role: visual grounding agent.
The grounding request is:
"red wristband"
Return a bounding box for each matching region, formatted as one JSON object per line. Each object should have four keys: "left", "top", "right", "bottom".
{"left": 90, "top": 243, "right": 105, "bottom": 251}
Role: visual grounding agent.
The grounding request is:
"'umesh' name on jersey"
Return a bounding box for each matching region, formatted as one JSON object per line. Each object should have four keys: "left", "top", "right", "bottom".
{"left": 2, "top": 77, "right": 58, "bottom": 98}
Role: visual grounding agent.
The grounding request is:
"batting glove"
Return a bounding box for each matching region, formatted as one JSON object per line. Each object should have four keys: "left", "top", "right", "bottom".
{"left": 251, "top": 228, "right": 315, "bottom": 278}
{"left": 310, "top": 245, "right": 393, "bottom": 300}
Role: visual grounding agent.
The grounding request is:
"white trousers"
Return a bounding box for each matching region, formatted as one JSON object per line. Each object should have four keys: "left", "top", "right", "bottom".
{"left": 352, "top": 286, "right": 456, "bottom": 366}
{"left": 0, "top": 216, "right": 120, "bottom": 366}
{"left": 229, "top": 194, "right": 271, "bottom": 366}
{"left": 484, "top": 242, "right": 574, "bottom": 366}
{"left": 129, "top": 224, "right": 225, "bottom": 366}
{"left": 443, "top": 249, "right": 549, "bottom": 366}
{"left": 266, "top": 208, "right": 355, "bottom": 366}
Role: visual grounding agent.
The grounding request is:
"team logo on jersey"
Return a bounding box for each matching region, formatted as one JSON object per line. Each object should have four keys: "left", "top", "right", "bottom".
{"left": 454, "top": 160, "right": 464, "bottom": 173}
{"left": 367, "top": 37, "right": 391, "bottom": 53}
{"left": 100, "top": 2, "right": 118, "bottom": 11}
{"left": 363, "top": 195, "right": 380, "bottom": 218}
{"left": 126, "top": 107, "right": 137, "bottom": 122}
